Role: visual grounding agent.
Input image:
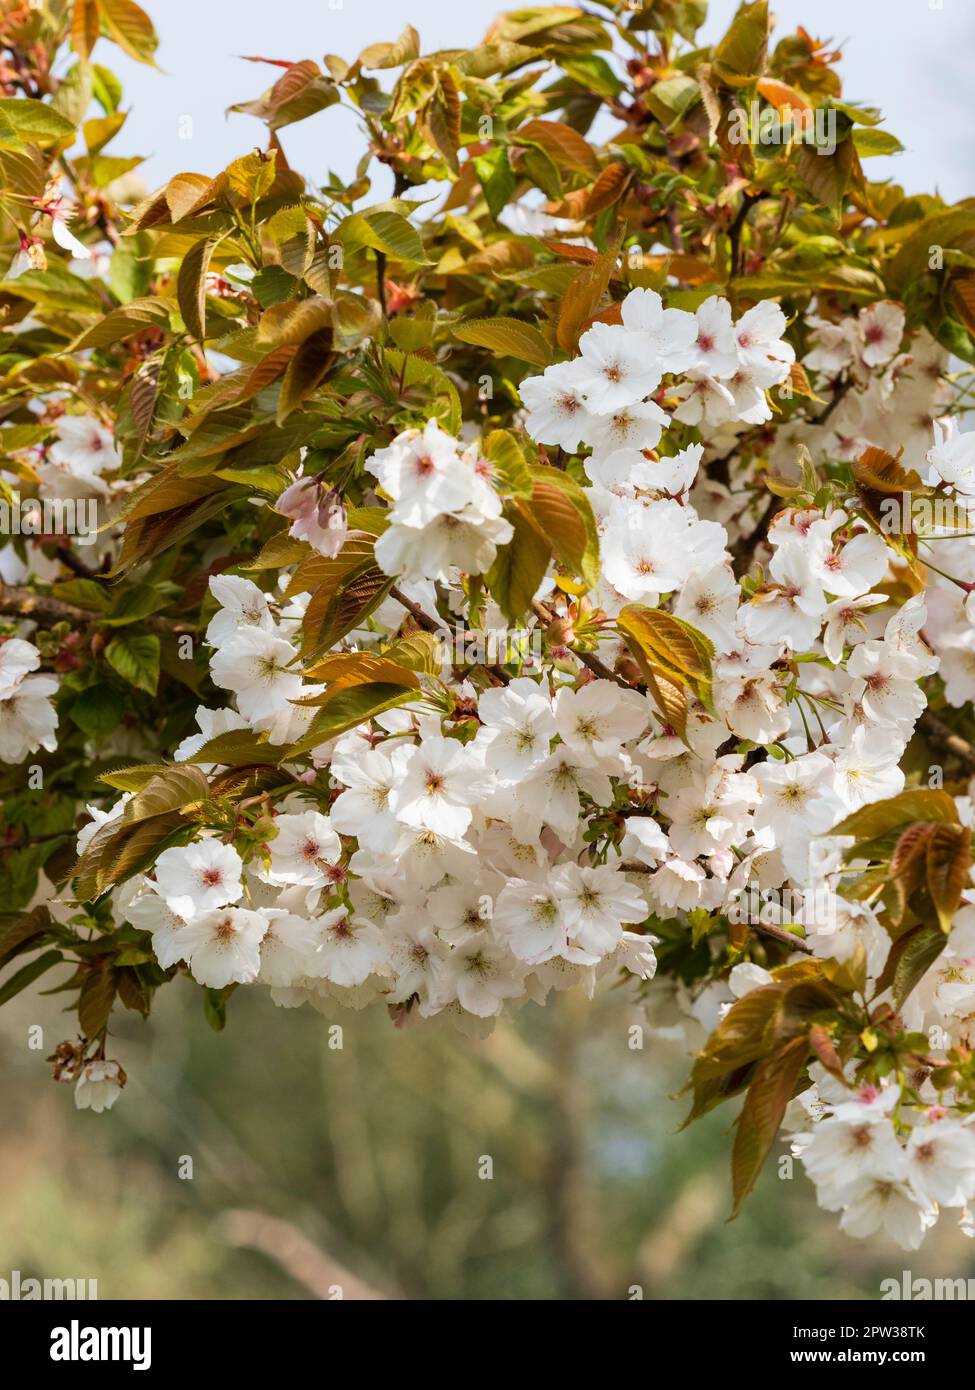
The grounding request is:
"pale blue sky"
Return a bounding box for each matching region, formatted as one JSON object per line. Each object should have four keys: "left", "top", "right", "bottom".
{"left": 98, "top": 0, "right": 973, "bottom": 204}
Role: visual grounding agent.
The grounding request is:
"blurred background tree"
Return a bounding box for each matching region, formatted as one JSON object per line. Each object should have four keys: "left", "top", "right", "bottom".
{"left": 5, "top": 981, "right": 975, "bottom": 1298}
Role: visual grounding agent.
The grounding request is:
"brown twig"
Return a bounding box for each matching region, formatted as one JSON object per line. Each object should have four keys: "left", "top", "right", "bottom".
{"left": 375, "top": 249, "right": 388, "bottom": 317}
{"left": 619, "top": 861, "right": 815, "bottom": 954}
{"left": 750, "top": 920, "right": 815, "bottom": 955}
{"left": 55, "top": 547, "right": 98, "bottom": 579}
{"left": 728, "top": 191, "right": 768, "bottom": 278}
{"left": 390, "top": 585, "right": 510, "bottom": 685}
{"left": 0, "top": 584, "right": 188, "bottom": 634}
{"left": 729, "top": 376, "right": 854, "bottom": 569}
{"left": 919, "top": 710, "right": 975, "bottom": 775}
{"left": 389, "top": 585, "right": 438, "bottom": 634}
{"left": 531, "top": 598, "right": 631, "bottom": 689}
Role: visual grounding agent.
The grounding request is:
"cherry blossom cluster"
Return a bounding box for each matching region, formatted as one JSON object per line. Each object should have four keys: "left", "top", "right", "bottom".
{"left": 518, "top": 287, "right": 975, "bottom": 1248}
{"left": 66, "top": 284, "right": 975, "bottom": 1252}
{"left": 37, "top": 414, "right": 120, "bottom": 503}
{"left": 715, "top": 930, "right": 975, "bottom": 1249}
{"left": 365, "top": 421, "right": 514, "bottom": 581}
{"left": 521, "top": 288, "right": 794, "bottom": 452}
{"left": 915, "top": 421, "right": 975, "bottom": 708}
{"left": 106, "top": 579, "right": 663, "bottom": 1031}
{"left": 0, "top": 636, "right": 58, "bottom": 764}
{"left": 79, "top": 299, "right": 924, "bottom": 1028}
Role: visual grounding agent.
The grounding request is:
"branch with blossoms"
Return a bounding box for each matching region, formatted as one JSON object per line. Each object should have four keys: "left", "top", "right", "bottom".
{"left": 6, "top": 0, "right": 975, "bottom": 1250}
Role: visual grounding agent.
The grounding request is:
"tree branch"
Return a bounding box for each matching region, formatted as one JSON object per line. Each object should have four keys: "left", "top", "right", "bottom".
{"left": 390, "top": 586, "right": 510, "bottom": 685}
{"left": 619, "top": 862, "right": 815, "bottom": 954}
{"left": 919, "top": 709, "right": 975, "bottom": 775}
{"left": 729, "top": 376, "right": 854, "bottom": 569}
{"left": 389, "top": 585, "right": 439, "bottom": 634}
{"left": 728, "top": 191, "right": 767, "bottom": 278}
{"left": 375, "top": 249, "right": 387, "bottom": 317}
{"left": 0, "top": 585, "right": 188, "bottom": 634}
{"left": 531, "top": 598, "right": 631, "bottom": 688}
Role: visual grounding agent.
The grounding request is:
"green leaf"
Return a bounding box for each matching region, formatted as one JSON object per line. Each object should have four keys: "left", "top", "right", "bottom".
{"left": 473, "top": 146, "right": 517, "bottom": 220}
{"left": 934, "top": 316, "right": 975, "bottom": 367}
{"left": 731, "top": 1034, "right": 808, "bottom": 1216}
{"left": 79, "top": 960, "right": 117, "bottom": 1038}
{"left": 0, "top": 841, "right": 59, "bottom": 912}
{"left": 52, "top": 578, "right": 111, "bottom": 611}
{"left": 99, "top": 763, "right": 172, "bottom": 792}
{"left": 98, "top": 0, "right": 159, "bottom": 67}
{"left": 105, "top": 632, "right": 161, "bottom": 695}
{"left": 251, "top": 264, "right": 299, "bottom": 308}
{"left": 103, "top": 584, "right": 171, "bottom": 626}
{"left": 485, "top": 505, "right": 552, "bottom": 622}
{"left": 70, "top": 297, "right": 172, "bottom": 351}
{"left": 91, "top": 65, "right": 123, "bottom": 114}
{"left": 484, "top": 429, "right": 534, "bottom": 498}
{"left": 1, "top": 263, "right": 104, "bottom": 314}
{"left": 0, "top": 949, "right": 63, "bottom": 1008}
{"left": 560, "top": 55, "right": 622, "bottom": 101}
{"left": 712, "top": 0, "right": 769, "bottom": 87}
{"left": 680, "top": 1061, "right": 755, "bottom": 1129}
{"left": 523, "top": 465, "right": 600, "bottom": 588}
{"left": 69, "top": 684, "right": 126, "bottom": 739}
{"left": 731, "top": 266, "right": 885, "bottom": 301}
{"left": 109, "top": 232, "right": 153, "bottom": 302}
{"left": 226, "top": 149, "right": 278, "bottom": 201}
{"left": 243, "top": 531, "right": 312, "bottom": 571}
{"left": 876, "top": 923, "right": 946, "bottom": 1008}
{"left": 383, "top": 631, "right": 441, "bottom": 675}
{"left": 204, "top": 983, "right": 236, "bottom": 1031}
{"left": 832, "top": 789, "right": 959, "bottom": 841}
{"left": 453, "top": 316, "right": 553, "bottom": 367}
{"left": 852, "top": 128, "right": 904, "bottom": 157}
{"left": 645, "top": 74, "right": 701, "bottom": 126}
{"left": 926, "top": 823, "right": 972, "bottom": 932}
{"left": 188, "top": 730, "right": 289, "bottom": 767}
{"left": 0, "top": 98, "right": 75, "bottom": 144}
{"left": 383, "top": 349, "right": 461, "bottom": 434}
{"left": 285, "top": 682, "right": 418, "bottom": 757}
{"left": 0, "top": 907, "right": 53, "bottom": 971}
{"left": 338, "top": 210, "right": 431, "bottom": 264}
{"left": 359, "top": 25, "right": 420, "bottom": 69}
{"left": 177, "top": 236, "right": 219, "bottom": 342}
